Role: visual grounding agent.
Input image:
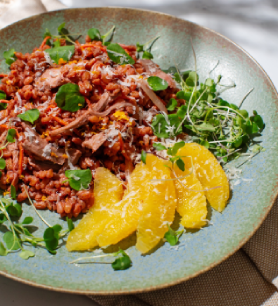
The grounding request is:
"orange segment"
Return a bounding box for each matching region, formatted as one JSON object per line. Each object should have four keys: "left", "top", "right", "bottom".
{"left": 173, "top": 163, "right": 207, "bottom": 228}
{"left": 177, "top": 143, "right": 230, "bottom": 212}
{"left": 66, "top": 167, "right": 123, "bottom": 251}
{"left": 97, "top": 163, "right": 152, "bottom": 247}
{"left": 136, "top": 154, "right": 176, "bottom": 254}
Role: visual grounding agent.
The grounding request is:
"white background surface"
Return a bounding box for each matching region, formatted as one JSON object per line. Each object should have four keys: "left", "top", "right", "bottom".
{"left": 1, "top": 0, "right": 278, "bottom": 305}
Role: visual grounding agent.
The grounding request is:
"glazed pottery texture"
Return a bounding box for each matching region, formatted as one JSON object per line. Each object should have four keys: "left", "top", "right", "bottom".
{"left": 0, "top": 7, "right": 277, "bottom": 295}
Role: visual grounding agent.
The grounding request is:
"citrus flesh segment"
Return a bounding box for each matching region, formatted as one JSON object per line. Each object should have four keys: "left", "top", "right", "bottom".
{"left": 173, "top": 163, "right": 207, "bottom": 228}
{"left": 66, "top": 167, "right": 123, "bottom": 251}
{"left": 136, "top": 154, "right": 177, "bottom": 254}
{"left": 177, "top": 143, "right": 230, "bottom": 212}
{"left": 97, "top": 163, "right": 152, "bottom": 247}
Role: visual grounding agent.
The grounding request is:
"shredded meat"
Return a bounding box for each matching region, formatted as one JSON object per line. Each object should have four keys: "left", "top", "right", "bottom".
{"left": 49, "top": 94, "right": 133, "bottom": 137}
{"left": 83, "top": 131, "right": 108, "bottom": 152}
{"left": 138, "top": 59, "right": 176, "bottom": 88}
{"left": 35, "top": 67, "right": 66, "bottom": 90}
{"left": 139, "top": 80, "right": 168, "bottom": 113}
{"left": 22, "top": 123, "right": 81, "bottom": 166}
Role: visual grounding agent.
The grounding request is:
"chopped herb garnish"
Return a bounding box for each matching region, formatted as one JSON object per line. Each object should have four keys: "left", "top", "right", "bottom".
{"left": 45, "top": 41, "right": 74, "bottom": 64}
{"left": 19, "top": 250, "right": 35, "bottom": 260}
{"left": 101, "top": 25, "right": 115, "bottom": 45}
{"left": 0, "top": 90, "right": 7, "bottom": 110}
{"left": 3, "top": 48, "right": 16, "bottom": 66}
{"left": 147, "top": 76, "right": 168, "bottom": 91}
{"left": 18, "top": 109, "right": 40, "bottom": 124}
{"left": 141, "top": 150, "right": 147, "bottom": 164}
{"left": 66, "top": 216, "right": 75, "bottom": 232}
{"left": 43, "top": 225, "right": 62, "bottom": 254}
{"left": 167, "top": 98, "right": 178, "bottom": 111}
{"left": 164, "top": 225, "right": 184, "bottom": 246}
{"left": 142, "top": 51, "right": 153, "bottom": 60}
{"left": 111, "top": 249, "right": 132, "bottom": 270}
{"left": 88, "top": 28, "right": 101, "bottom": 41}
{"left": 6, "top": 129, "right": 16, "bottom": 143}
{"left": 10, "top": 185, "right": 16, "bottom": 200}
{"left": 65, "top": 169, "right": 92, "bottom": 191}
{"left": 153, "top": 143, "right": 167, "bottom": 151}
{"left": 107, "top": 43, "right": 135, "bottom": 65}
{"left": 136, "top": 35, "right": 160, "bottom": 60}
{"left": 0, "top": 158, "right": 6, "bottom": 170}
{"left": 55, "top": 83, "right": 85, "bottom": 112}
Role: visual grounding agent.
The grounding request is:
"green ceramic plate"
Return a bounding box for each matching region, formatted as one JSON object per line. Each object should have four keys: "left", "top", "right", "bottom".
{"left": 0, "top": 7, "right": 277, "bottom": 295}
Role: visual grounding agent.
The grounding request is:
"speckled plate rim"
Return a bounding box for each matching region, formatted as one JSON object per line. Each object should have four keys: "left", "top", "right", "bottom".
{"left": 0, "top": 7, "right": 277, "bottom": 296}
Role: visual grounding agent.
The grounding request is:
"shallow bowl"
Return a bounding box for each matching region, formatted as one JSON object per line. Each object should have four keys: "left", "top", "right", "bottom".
{"left": 0, "top": 7, "right": 277, "bottom": 295}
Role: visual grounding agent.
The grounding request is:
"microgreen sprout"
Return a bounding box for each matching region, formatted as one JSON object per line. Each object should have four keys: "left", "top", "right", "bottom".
{"left": 164, "top": 224, "right": 184, "bottom": 246}
{"left": 69, "top": 249, "right": 132, "bottom": 270}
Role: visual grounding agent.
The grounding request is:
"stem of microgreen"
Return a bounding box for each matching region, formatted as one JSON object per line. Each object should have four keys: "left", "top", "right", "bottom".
{"left": 189, "top": 87, "right": 208, "bottom": 113}
{"left": 0, "top": 199, "right": 19, "bottom": 251}
{"left": 69, "top": 254, "right": 117, "bottom": 264}
{"left": 23, "top": 186, "right": 51, "bottom": 228}
{"left": 238, "top": 88, "right": 254, "bottom": 109}
{"left": 208, "top": 60, "right": 219, "bottom": 75}
{"left": 236, "top": 151, "right": 260, "bottom": 168}
{"left": 210, "top": 106, "right": 247, "bottom": 120}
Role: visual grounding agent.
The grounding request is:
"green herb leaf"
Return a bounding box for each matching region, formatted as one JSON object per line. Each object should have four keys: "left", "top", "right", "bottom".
{"left": 11, "top": 185, "right": 16, "bottom": 200}
{"left": 151, "top": 114, "right": 182, "bottom": 138}
{"left": 200, "top": 140, "right": 210, "bottom": 149}
{"left": 19, "top": 250, "right": 35, "bottom": 260}
{"left": 176, "top": 158, "right": 185, "bottom": 171}
{"left": 252, "top": 114, "right": 264, "bottom": 129}
{"left": 65, "top": 169, "right": 92, "bottom": 191}
{"left": 57, "top": 23, "right": 78, "bottom": 45}
{"left": 176, "top": 90, "right": 191, "bottom": 101}
{"left": 55, "top": 83, "right": 85, "bottom": 112}
{"left": 18, "top": 109, "right": 40, "bottom": 124}
{"left": 0, "top": 242, "right": 7, "bottom": 256}
{"left": 45, "top": 44, "right": 75, "bottom": 64}
{"left": 43, "top": 28, "right": 52, "bottom": 46}
{"left": 7, "top": 203, "right": 21, "bottom": 217}
{"left": 3, "top": 48, "right": 16, "bottom": 65}
{"left": 142, "top": 51, "right": 153, "bottom": 59}
{"left": 147, "top": 76, "right": 168, "bottom": 91}
{"left": 0, "top": 214, "right": 7, "bottom": 224}
{"left": 107, "top": 43, "right": 135, "bottom": 65}
{"left": 145, "top": 35, "right": 159, "bottom": 50}
{"left": 111, "top": 250, "right": 132, "bottom": 271}
{"left": 88, "top": 28, "right": 101, "bottom": 41}
{"left": 153, "top": 143, "right": 167, "bottom": 151}
{"left": 3, "top": 231, "right": 21, "bottom": 250}
{"left": 164, "top": 225, "right": 183, "bottom": 246}
{"left": 43, "top": 227, "right": 58, "bottom": 253}
{"left": 6, "top": 129, "right": 16, "bottom": 143}
{"left": 0, "top": 90, "right": 7, "bottom": 110}
{"left": 22, "top": 216, "right": 33, "bottom": 225}
{"left": 66, "top": 217, "right": 74, "bottom": 231}
{"left": 167, "top": 98, "right": 178, "bottom": 111}
{"left": 141, "top": 150, "right": 147, "bottom": 164}
{"left": 185, "top": 71, "right": 198, "bottom": 87}
{"left": 136, "top": 43, "right": 144, "bottom": 52}
{"left": 171, "top": 141, "right": 185, "bottom": 156}
{"left": 101, "top": 25, "right": 115, "bottom": 44}
{"left": 195, "top": 122, "right": 216, "bottom": 132}
{"left": 0, "top": 158, "right": 6, "bottom": 170}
